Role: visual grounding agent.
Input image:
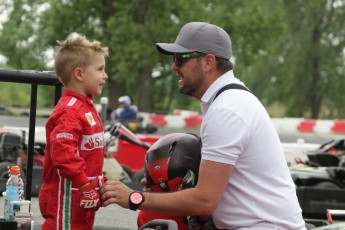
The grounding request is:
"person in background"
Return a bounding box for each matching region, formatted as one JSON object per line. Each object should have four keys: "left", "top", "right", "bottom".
{"left": 100, "top": 22, "right": 306, "bottom": 229}
{"left": 111, "top": 95, "right": 138, "bottom": 121}
{"left": 39, "top": 34, "right": 108, "bottom": 230}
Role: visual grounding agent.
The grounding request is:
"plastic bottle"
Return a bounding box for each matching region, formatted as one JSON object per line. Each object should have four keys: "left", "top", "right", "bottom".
{"left": 5, "top": 165, "right": 23, "bottom": 220}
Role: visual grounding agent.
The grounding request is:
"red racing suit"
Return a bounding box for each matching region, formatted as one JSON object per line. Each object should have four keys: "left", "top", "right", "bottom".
{"left": 39, "top": 90, "right": 105, "bottom": 230}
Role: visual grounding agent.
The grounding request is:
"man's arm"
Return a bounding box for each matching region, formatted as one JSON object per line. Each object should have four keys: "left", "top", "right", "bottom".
{"left": 100, "top": 159, "right": 233, "bottom": 216}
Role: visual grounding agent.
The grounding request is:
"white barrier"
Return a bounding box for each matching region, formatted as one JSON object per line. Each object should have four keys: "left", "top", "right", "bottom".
{"left": 141, "top": 110, "right": 345, "bottom": 135}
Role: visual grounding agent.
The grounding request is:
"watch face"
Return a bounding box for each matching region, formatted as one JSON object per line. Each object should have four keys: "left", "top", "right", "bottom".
{"left": 130, "top": 192, "right": 143, "bottom": 205}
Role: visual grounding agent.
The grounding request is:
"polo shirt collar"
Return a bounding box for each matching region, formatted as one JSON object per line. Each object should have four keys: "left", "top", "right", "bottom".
{"left": 201, "top": 70, "right": 235, "bottom": 104}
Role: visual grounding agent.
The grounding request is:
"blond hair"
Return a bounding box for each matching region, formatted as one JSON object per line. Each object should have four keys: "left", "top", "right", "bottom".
{"left": 54, "top": 34, "right": 109, "bottom": 86}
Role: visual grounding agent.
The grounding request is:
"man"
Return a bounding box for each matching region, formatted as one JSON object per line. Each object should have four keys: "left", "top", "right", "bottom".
{"left": 100, "top": 22, "right": 306, "bottom": 229}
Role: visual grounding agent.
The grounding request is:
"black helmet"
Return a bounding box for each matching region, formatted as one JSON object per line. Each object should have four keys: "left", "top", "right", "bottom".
{"left": 144, "top": 133, "right": 201, "bottom": 192}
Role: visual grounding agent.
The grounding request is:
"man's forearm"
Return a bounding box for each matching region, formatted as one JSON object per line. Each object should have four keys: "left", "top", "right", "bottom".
{"left": 141, "top": 188, "right": 213, "bottom": 216}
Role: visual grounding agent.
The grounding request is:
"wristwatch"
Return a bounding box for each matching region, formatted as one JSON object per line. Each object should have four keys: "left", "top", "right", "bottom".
{"left": 129, "top": 191, "right": 144, "bottom": 211}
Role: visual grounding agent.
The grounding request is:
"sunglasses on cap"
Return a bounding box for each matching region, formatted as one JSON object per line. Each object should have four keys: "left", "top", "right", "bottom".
{"left": 172, "top": 53, "right": 206, "bottom": 67}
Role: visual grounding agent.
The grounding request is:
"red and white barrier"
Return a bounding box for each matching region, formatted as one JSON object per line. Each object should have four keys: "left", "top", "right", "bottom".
{"left": 140, "top": 110, "right": 345, "bottom": 135}
{"left": 295, "top": 119, "right": 345, "bottom": 134}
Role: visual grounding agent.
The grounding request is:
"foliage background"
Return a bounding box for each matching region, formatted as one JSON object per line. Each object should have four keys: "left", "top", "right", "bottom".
{"left": 0, "top": 0, "right": 344, "bottom": 119}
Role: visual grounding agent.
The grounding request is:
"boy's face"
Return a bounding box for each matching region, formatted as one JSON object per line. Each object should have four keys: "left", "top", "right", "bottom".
{"left": 81, "top": 54, "right": 108, "bottom": 97}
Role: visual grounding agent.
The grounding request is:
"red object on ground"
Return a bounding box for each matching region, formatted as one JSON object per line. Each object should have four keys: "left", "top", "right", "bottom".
{"left": 297, "top": 120, "right": 316, "bottom": 133}
{"left": 331, "top": 120, "right": 345, "bottom": 134}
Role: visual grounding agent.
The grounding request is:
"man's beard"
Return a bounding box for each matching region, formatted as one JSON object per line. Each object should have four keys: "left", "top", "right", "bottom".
{"left": 179, "top": 81, "right": 200, "bottom": 97}
{"left": 178, "top": 63, "right": 203, "bottom": 97}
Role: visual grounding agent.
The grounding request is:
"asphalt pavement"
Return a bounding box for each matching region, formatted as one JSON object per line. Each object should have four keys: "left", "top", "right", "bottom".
{"left": 0, "top": 196, "right": 139, "bottom": 230}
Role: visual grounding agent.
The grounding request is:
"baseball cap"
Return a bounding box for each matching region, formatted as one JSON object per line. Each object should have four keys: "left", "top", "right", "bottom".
{"left": 156, "top": 22, "right": 232, "bottom": 60}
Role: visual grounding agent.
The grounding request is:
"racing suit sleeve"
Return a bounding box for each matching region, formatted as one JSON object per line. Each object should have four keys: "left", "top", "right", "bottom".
{"left": 49, "top": 110, "right": 89, "bottom": 188}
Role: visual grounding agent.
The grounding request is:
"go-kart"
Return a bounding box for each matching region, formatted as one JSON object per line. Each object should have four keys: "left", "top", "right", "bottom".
{"left": 282, "top": 138, "right": 320, "bottom": 166}
{"left": 282, "top": 138, "right": 345, "bottom": 166}
{"left": 303, "top": 209, "right": 345, "bottom": 229}
{"left": 290, "top": 138, "right": 345, "bottom": 190}
{"left": 305, "top": 139, "right": 345, "bottom": 167}
{"left": 103, "top": 122, "right": 161, "bottom": 184}
{"left": 289, "top": 138, "right": 345, "bottom": 227}
{"left": 0, "top": 127, "right": 46, "bottom": 196}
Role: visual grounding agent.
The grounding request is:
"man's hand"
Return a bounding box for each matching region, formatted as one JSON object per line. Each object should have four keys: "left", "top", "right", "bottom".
{"left": 99, "top": 176, "right": 108, "bottom": 206}
{"left": 79, "top": 178, "right": 101, "bottom": 209}
{"left": 140, "top": 177, "right": 152, "bottom": 192}
{"left": 100, "top": 180, "right": 133, "bottom": 208}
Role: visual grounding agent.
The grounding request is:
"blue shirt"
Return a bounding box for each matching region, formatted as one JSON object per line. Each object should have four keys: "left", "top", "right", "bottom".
{"left": 114, "top": 106, "right": 137, "bottom": 120}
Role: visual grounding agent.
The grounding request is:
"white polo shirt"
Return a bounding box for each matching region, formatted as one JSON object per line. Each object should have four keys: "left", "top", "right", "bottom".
{"left": 200, "top": 71, "right": 306, "bottom": 229}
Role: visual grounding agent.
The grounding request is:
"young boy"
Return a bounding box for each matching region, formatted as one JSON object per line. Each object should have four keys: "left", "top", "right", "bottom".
{"left": 38, "top": 34, "right": 109, "bottom": 230}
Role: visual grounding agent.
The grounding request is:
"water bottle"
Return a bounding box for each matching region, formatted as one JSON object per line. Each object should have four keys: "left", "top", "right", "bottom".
{"left": 5, "top": 166, "right": 23, "bottom": 220}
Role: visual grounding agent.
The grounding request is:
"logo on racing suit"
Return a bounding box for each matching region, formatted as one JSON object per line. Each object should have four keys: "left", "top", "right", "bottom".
{"left": 83, "top": 190, "right": 97, "bottom": 199}
{"left": 81, "top": 132, "right": 104, "bottom": 150}
{"left": 80, "top": 190, "right": 99, "bottom": 208}
{"left": 85, "top": 112, "right": 96, "bottom": 126}
{"left": 56, "top": 132, "right": 74, "bottom": 139}
{"left": 67, "top": 97, "right": 77, "bottom": 106}
{"left": 80, "top": 199, "right": 99, "bottom": 208}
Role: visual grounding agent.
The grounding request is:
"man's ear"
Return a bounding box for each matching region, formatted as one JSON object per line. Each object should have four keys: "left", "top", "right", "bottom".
{"left": 74, "top": 67, "right": 83, "bottom": 81}
{"left": 203, "top": 54, "right": 216, "bottom": 72}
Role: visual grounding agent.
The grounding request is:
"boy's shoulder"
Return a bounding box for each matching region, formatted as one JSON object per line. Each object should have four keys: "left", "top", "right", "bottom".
{"left": 51, "top": 95, "right": 84, "bottom": 116}
{"left": 59, "top": 95, "right": 83, "bottom": 109}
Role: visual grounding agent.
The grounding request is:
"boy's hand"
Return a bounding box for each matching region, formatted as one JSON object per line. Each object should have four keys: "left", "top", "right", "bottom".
{"left": 79, "top": 178, "right": 101, "bottom": 209}
{"left": 102, "top": 176, "right": 108, "bottom": 185}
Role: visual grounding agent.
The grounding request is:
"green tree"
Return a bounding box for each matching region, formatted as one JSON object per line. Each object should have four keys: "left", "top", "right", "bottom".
{"left": 0, "top": 0, "right": 215, "bottom": 112}
{"left": 257, "top": 0, "right": 345, "bottom": 118}
{"left": 0, "top": 0, "right": 57, "bottom": 107}
{"left": 2, "top": 0, "right": 343, "bottom": 119}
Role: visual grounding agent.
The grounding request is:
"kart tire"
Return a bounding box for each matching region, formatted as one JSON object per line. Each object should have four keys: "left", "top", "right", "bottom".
{"left": 121, "top": 164, "right": 133, "bottom": 178}
{"left": 146, "top": 124, "right": 157, "bottom": 134}
{"left": 132, "top": 169, "right": 145, "bottom": 183}
{"left": 313, "top": 181, "right": 342, "bottom": 190}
